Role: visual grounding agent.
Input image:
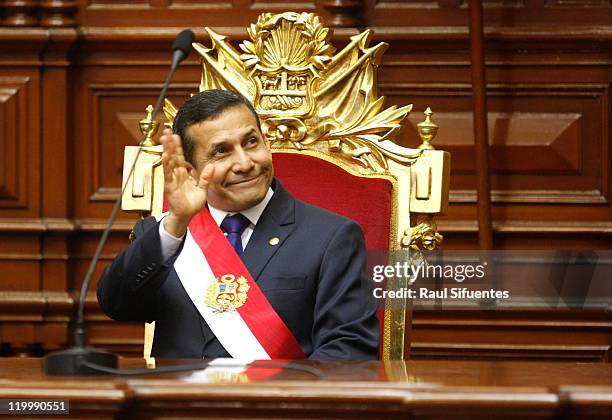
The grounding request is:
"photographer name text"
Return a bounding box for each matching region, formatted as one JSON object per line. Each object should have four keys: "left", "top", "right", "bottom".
{"left": 373, "top": 287, "right": 510, "bottom": 300}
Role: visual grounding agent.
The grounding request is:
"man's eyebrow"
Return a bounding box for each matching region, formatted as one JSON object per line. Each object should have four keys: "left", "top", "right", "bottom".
{"left": 241, "top": 128, "right": 259, "bottom": 138}
{"left": 205, "top": 127, "right": 259, "bottom": 151}
{"left": 208, "top": 139, "right": 228, "bottom": 148}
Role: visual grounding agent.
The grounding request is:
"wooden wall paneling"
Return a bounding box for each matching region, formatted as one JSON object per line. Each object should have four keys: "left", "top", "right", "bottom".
{"left": 377, "top": 32, "right": 612, "bottom": 248}
{"left": 0, "top": 84, "right": 19, "bottom": 203}
{"left": 39, "top": 29, "right": 78, "bottom": 354}
{"left": 0, "top": 290, "right": 72, "bottom": 355}
{"left": 73, "top": 79, "right": 197, "bottom": 215}
{"left": 395, "top": 85, "right": 607, "bottom": 197}
{"left": 0, "top": 29, "right": 77, "bottom": 356}
{"left": 72, "top": 32, "right": 202, "bottom": 220}
{"left": 0, "top": 72, "right": 38, "bottom": 214}
{"left": 1, "top": 4, "right": 611, "bottom": 358}
{"left": 0, "top": 33, "right": 53, "bottom": 289}
{"left": 74, "top": 230, "right": 143, "bottom": 355}
{"left": 69, "top": 0, "right": 612, "bottom": 31}
{"left": 40, "top": 28, "right": 78, "bottom": 297}
{"left": 411, "top": 309, "right": 612, "bottom": 362}
{"left": 364, "top": 0, "right": 612, "bottom": 28}
{"left": 71, "top": 225, "right": 142, "bottom": 351}
{"left": 77, "top": 0, "right": 257, "bottom": 27}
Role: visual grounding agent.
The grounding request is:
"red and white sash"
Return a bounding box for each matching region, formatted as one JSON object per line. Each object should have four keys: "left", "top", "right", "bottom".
{"left": 172, "top": 209, "right": 304, "bottom": 361}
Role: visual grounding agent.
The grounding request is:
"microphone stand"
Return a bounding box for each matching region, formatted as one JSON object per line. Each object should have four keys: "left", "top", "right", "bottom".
{"left": 44, "top": 30, "right": 194, "bottom": 375}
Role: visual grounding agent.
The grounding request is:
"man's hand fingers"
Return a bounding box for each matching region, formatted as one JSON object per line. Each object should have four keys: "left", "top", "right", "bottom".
{"left": 172, "top": 135, "right": 187, "bottom": 167}
{"left": 197, "top": 163, "right": 215, "bottom": 191}
{"left": 161, "top": 132, "right": 175, "bottom": 180}
{"left": 161, "top": 129, "right": 186, "bottom": 166}
{"left": 162, "top": 130, "right": 189, "bottom": 181}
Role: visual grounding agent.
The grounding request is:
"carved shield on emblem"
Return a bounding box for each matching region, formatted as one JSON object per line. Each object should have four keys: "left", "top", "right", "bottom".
{"left": 253, "top": 68, "right": 316, "bottom": 118}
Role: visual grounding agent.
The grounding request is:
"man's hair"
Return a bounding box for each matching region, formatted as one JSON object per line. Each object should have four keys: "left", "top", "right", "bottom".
{"left": 172, "top": 89, "right": 261, "bottom": 165}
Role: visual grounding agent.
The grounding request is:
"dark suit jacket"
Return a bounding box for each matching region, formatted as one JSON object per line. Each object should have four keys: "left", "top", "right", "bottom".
{"left": 97, "top": 181, "right": 380, "bottom": 360}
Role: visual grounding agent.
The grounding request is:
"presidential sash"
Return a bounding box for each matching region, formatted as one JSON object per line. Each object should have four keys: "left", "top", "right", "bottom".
{"left": 172, "top": 209, "right": 305, "bottom": 361}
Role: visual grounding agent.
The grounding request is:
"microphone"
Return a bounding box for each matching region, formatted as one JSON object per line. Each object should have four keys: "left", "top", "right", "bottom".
{"left": 171, "top": 29, "right": 196, "bottom": 68}
{"left": 44, "top": 29, "right": 195, "bottom": 375}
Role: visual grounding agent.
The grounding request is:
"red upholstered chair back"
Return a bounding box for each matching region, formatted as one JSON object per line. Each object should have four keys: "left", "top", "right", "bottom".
{"left": 273, "top": 153, "right": 393, "bottom": 251}
{"left": 273, "top": 152, "right": 395, "bottom": 357}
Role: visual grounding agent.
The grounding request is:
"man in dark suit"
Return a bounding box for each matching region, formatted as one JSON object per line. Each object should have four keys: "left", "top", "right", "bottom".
{"left": 97, "top": 90, "right": 379, "bottom": 360}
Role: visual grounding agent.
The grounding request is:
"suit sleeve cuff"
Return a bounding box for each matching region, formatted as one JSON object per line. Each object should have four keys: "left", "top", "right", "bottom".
{"left": 159, "top": 216, "right": 185, "bottom": 262}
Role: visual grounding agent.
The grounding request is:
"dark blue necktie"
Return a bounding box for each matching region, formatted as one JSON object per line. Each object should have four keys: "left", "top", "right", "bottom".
{"left": 220, "top": 213, "right": 251, "bottom": 257}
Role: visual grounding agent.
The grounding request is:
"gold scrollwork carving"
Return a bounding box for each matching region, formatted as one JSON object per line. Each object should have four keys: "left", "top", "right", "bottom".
{"left": 401, "top": 215, "right": 443, "bottom": 251}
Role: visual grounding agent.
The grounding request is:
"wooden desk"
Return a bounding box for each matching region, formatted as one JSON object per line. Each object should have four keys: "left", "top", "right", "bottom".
{"left": 0, "top": 358, "right": 610, "bottom": 419}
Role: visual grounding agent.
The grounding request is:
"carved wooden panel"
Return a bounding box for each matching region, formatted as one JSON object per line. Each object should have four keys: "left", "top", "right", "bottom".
{"left": 407, "top": 110, "right": 582, "bottom": 173}
{"left": 82, "top": 83, "right": 196, "bottom": 205}
{"left": 385, "top": 83, "right": 609, "bottom": 208}
{"left": 0, "top": 89, "right": 12, "bottom": 195}
{"left": 71, "top": 60, "right": 200, "bottom": 218}
{"left": 0, "top": 77, "right": 31, "bottom": 209}
{"left": 0, "top": 72, "right": 40, "bottom": 216}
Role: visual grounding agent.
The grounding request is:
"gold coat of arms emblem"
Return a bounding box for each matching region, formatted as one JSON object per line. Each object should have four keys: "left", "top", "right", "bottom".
{"left": 163, "top": 11, "right": 419, "bottom": 173}
{"left": 205, "top": 274, "right": 250, "bottom": 314}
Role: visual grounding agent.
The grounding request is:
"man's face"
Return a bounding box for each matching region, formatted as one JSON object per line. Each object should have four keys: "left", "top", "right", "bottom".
{"left": 187, "top": 104, "right": 273, "bottom": 212}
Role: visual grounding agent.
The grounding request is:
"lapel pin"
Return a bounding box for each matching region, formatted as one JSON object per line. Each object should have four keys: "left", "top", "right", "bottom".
{"left": 269, "top": 237, "right": 280, "bottom": 246}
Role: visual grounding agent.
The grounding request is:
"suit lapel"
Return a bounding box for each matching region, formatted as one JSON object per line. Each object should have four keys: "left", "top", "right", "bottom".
{"left": 242, "top": 181, "right": 296, "bottom": 281}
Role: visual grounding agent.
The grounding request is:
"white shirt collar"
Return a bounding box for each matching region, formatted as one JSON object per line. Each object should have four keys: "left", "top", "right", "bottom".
{"left": 208, "top": 187, "right": 274, "bottom": 228}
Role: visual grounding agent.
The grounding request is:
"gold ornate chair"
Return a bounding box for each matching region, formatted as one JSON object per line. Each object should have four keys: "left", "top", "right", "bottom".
{"left": 122, "top": 12, "right": 450, "bottom": 363}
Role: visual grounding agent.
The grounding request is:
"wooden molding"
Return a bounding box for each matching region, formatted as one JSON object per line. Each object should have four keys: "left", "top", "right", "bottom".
{"left": 0, "top": 218, "right": 74, "bottom": 232}
{"left": 449, "top": 189, "right": 607, "bottom": 204}
{"left": 0, "top": 291, "right": 72, "bottom": 319}
{"left": 438, "top": 220, "right": 612, "bottom": 235}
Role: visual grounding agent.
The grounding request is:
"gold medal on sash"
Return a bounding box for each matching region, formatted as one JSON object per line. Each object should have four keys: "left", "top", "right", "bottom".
{"left": 206, "top": 274, "right": 250, "bottom": 314}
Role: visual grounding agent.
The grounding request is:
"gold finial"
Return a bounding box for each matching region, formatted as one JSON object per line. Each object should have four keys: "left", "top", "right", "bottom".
{"left": 417, "top": 107, "right": 438, "bottom": 150}
{"left": 139, "top": 105, "right": 159, "bottom": 147}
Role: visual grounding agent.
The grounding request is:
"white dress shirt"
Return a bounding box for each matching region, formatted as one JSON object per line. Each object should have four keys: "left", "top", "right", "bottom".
{"left": 158, "top": 188, "right": 274, "bottom": 260}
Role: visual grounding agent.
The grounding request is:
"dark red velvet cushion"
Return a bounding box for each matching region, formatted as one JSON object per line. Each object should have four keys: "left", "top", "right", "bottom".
{"left": 273, "top": 153, "right": 393, "bottom": 251}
